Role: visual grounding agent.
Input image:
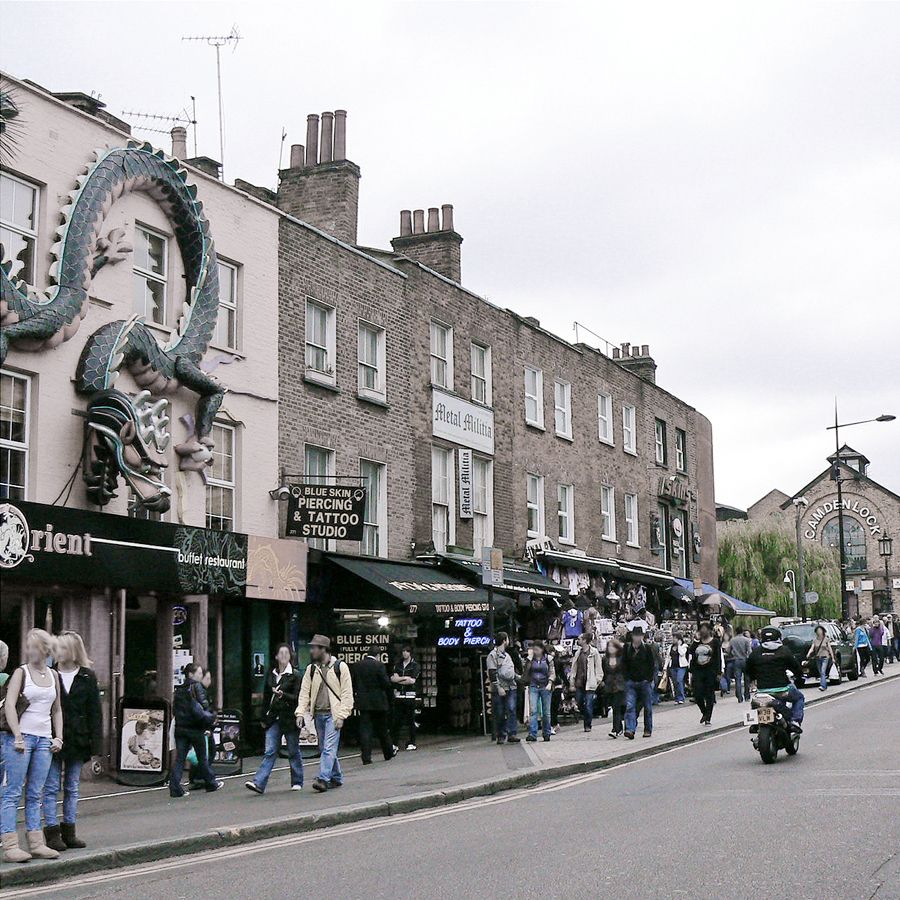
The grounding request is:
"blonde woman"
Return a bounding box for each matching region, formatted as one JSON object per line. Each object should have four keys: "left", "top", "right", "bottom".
{"left": 1, "top": 629, "right": 63, "bottom": 864}
{"left": 41, "top": 632, "right": 102, "bottom": 852}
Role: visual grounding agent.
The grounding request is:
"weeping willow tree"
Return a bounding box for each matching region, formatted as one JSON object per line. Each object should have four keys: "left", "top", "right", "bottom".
{"left": 718, "top": 518, "right": 841, "bottom": 619}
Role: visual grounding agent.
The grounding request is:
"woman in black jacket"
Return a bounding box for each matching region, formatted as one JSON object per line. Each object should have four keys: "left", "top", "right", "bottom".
{"left": 41, "top": 631, "right": 102, "bottom": 852}
{"left": 689, "top": 621, "right": 722, "bottom": 726}
{"left": 245, "top": 645, "right": 304, "bottom": 794}
{"left": 169, "top": 664, "right": 221, "bottom": 798}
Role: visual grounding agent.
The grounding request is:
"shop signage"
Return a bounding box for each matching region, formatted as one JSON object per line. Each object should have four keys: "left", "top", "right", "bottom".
{"left": 334, "top": 632, "right": 391, "bottom": 664}
{"left": 246, "top": 534, "right": 307, "bottom": 603}
{"left": 1, "top": 501, "right": 246, "bottom": 595}
{"left": 458, "top": 449, "right": 474, "bottom": 519}
{"left": 804, "top": 591, "right": 819, "bottom": 605}
{"left": 803, "top": 497, "right": 884, "bottom": 541}
{"left": 432, "top": 389, "right": 495, "bottom": 455}
{"left": 481, "top": 546, "right": 504, "bottom": 587}
{"left": 437, "top": 616, "right": 492, "bottom": 648}
{"left": 285, "top": 484, "right": 367, "bottom": 541}
{"left": 657, "top": 477, "right": 689, "bottom": 504}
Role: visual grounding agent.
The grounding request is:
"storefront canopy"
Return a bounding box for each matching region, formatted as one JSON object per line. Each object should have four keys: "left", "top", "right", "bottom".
{"left": 327, "top": 555, "right": 511, "bottom": 617}
{"left": 428, "top": 553, "right": 569, "bottom": 602}
{"left": 537, "top": 550, "right": 676, "bottom": 588}
{"left": 673, "top": 579, "right": 775, "bottom": 618}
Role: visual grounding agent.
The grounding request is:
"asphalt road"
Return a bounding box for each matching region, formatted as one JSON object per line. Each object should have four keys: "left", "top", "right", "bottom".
{"left": 5, "top": 677, "right": 898, "bottom": 900}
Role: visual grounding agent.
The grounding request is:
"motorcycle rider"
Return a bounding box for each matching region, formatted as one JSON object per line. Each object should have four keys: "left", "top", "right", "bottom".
{"left": 745, "top": 626, "right": 805, "bottom": 733}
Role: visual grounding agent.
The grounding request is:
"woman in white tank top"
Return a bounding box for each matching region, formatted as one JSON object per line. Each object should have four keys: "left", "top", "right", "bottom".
{"left": 1, "top": 628, "right": 63, "bottom": 864}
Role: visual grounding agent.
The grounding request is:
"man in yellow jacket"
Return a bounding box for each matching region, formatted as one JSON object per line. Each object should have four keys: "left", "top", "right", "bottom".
{"left": 295, "top": 635, "right": 354, "bottom": 792}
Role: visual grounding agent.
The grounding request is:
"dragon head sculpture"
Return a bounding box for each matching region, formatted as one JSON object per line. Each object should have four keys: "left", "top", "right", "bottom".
{"left": 83, "top": 389, "right": 172, "bottom": 513}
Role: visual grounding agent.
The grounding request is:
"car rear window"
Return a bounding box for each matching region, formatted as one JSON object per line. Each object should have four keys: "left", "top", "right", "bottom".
{"left": 781, "top": 625, "right": 816, "bottom": 642}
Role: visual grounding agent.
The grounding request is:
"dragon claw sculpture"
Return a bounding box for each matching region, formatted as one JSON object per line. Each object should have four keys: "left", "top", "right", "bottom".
{"left": 0, "top": 141, "right": 225, "bottom": 513}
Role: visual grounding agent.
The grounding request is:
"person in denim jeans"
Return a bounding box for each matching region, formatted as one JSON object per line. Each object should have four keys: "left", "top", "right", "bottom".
{"left": 569, "top": 632, "right": 602, "bottom": 732}
{"left": 1, "top": 628, "right": 64, "bottom": 864}
{"left": 487, "top": 633, "right": 520, "bottom": 745}
{"left": 667, "top": 634, "right": 690, "bottom": 704}
{"left": 246, "top": 644, "right": 303, "bottom": 794}
{"left": 730, "top": 630, "right": 753, "bottom": 703}
{"left": 294, "top": 635, "right": 354, "bottom": 792}
{"left": 0, "top": 640, "right": 8, "bottom": 791}
{"left": 805, "top": 625, "right": 837, "bottom": 692}
{"left": 524, "top": 642, "right": 555, "bottom": 742}
{"left": 622, "top": 624, "right": 655, "bottom": 739}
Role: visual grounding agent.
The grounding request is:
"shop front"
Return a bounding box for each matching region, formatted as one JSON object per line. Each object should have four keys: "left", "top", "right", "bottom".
{"left": 0, "top": 500, "right": 307, "bottom": 769}
{"left": 312, "top": 553, "right": 516, "bottom": 734}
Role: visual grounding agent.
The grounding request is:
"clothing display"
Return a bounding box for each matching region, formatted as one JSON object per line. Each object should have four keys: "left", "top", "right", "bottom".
{"left": 563, "top": 609, "right": 584, "bottom": 637}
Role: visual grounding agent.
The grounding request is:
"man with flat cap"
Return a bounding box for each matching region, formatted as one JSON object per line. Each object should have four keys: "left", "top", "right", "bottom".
{"left": 296, "top": 635, "right": 354, "bottom": 792}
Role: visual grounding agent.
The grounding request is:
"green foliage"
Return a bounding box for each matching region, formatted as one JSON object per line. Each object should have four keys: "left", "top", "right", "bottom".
{"left": 718, "top": 518, "right": 841, "bottom": 620}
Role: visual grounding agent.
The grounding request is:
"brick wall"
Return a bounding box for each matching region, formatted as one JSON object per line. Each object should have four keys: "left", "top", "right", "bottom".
{"left": 277, "top": 161, "right": 360, "bottom": 245}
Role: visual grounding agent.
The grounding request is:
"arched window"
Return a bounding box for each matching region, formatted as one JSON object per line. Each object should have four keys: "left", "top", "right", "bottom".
{"left": 821, "top": 516, "right": 867, "bottom": 573}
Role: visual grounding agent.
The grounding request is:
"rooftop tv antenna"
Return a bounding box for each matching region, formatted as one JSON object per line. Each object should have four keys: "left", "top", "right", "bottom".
{"left": 121, "top": 108, "right": 196, "bottom": 141}
{"left": 183, "top": 25, "right": 242, "bottom": 173}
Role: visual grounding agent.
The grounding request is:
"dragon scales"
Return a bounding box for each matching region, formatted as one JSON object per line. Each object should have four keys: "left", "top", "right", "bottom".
{"left": 0, "top": 141, "right": 225, "bottom": 512}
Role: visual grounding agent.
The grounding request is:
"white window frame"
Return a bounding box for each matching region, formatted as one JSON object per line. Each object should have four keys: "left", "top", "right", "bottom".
{"left": 622, "top": 405, "right": 637, "bottom": 455}
{"left": 524, "top": 365, "right": 544, "bottom": 428}
{"left": 213, "top": 260, "right": 239, "bottom": 349}
{"left": 358, "top": 320, "right": 386, "bottom": 400}
{"left": 554, "top": 380, "right": 572, "bottom": 439}
{"left": 359, "top": 458, "right": 387, "bottom": 558}
{"left": 470, "top": 342, "right": 492, "bottom": 406}
{"left": 675, "top": 428, "right": 687, "bottom": 473}
{"left": 526, "top": 473, "right": 545, "bottom": 538}
{"left": 305, "top": 298, "right": 336, "bottom": 385}
{"left": 431, "top": 446, "right": 456, "bottom": 552}
{"left": 600, "top": 484, "right": 617, "bottom": 542}
{"left": 472, "top": 455, "right": 494, "bottom": 555}
{"left": 0, "top": 172, "right": 39, "bottom": 284}
{"left": 430, "top": 321, "right": 453, "bottom": 389}
{"left": 305, "top": 444, "right": 336, "bottom": 550}
{"left": 624, "top": 492, "right": 639, "bottom": 548}
{"left": 133, "top": 224, "right": 168, "bottom": 325}
{"left": 557, "top": 483, "right": 575, "bottom": 545}
{"left": 598, "top": 392, "right": 613, "bottom": 445}
{"left": 206, "top": 422, "right": 236, "bottom": 532}
{"left": 0, "top": 369, "right": 30, "bottom": 500}
{"left": 655, "top": 418, "right": 668, "bottom": 466}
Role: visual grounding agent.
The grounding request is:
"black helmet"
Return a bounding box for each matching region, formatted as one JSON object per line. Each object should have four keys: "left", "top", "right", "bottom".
{"left": 759, "top": 626, "right": 782, "bottom": 642}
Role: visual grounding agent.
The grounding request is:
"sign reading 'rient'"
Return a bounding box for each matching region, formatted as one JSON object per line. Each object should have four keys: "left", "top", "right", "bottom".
{"left": 285, "top": 484, "right": 367, "bottom": 541}
{"left": 432, "top": 389, "right": 495, "bottom": 455}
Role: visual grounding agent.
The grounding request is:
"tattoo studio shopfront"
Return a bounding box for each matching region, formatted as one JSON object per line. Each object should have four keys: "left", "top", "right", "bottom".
{"left": 0, "top": 500, "right": 307, "bottom": 765}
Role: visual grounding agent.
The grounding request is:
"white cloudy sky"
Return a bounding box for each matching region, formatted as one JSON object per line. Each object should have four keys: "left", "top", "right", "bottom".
{"left": 3, "top": 1, "right": 898, "bottom": 508}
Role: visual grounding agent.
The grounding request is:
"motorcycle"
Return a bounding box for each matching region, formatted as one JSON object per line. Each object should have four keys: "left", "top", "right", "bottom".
{"left": 745, "top": 691, "right": 800, "bottom": 764}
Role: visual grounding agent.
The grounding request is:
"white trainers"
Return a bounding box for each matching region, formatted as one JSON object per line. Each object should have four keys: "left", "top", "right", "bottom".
{"left": 291, "top": 784, "right": 303, "bottom": 791}
{"left": 406, "top": 743, "right": 417, "bottom": 751}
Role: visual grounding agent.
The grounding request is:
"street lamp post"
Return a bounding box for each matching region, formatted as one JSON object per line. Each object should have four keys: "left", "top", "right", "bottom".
{"left": 783, "top": 569, "right": 797, "bottom": 620}
{"left": 879, "top": 534, "right": 894, "bottom": 613}
{"left": 792, "top": 497, "right": 809, "bottom": 622}
{"left": 825, "top": 407, "right": 895, "bottom": 622}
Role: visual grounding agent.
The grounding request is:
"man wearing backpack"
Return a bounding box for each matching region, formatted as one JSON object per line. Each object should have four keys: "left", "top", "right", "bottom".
{"left": 295, "top": 635, "right": 354, "bottom": 792}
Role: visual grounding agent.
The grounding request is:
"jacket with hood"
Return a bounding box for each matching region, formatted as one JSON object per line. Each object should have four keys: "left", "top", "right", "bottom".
{"left": 295, "top": 657, "right": 354, "bottom": 723}
{"left": 745, "top": 640, "right": 803, "bottom": 691}
{"left": 569, "top": 645, "right": 603, "bottom": 691}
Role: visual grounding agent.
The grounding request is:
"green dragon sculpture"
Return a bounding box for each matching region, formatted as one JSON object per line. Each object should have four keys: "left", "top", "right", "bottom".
{"left": 0, "top": 140, "right": 225, "bottom": 512}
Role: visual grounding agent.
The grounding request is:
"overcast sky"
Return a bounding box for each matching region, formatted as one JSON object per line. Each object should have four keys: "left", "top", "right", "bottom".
{"left": 3, "top": 1, "right": 898, "bottom": 508}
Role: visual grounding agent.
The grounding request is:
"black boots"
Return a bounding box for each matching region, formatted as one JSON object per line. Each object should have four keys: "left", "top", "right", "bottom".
{"left": 43, "top": 825, "right": 68, "bottom": 853}
{"left": 60, "top": 822, "right": 87, "bottom": 849}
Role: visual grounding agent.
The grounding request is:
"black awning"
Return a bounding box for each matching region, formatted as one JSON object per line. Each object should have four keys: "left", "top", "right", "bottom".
{"left": 432, "top": 554, "right": 568, "bottom": 601}
{"left": 537, "top": 550, "right": 675, "bottom": 588}
{"left": 326, "top": 555, "right": 503, "bottom": 617}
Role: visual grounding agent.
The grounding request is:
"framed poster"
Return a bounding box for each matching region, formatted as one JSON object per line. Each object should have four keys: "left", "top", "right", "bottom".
{"left": 116, "top": 697, "right": 170, "bottom": 786}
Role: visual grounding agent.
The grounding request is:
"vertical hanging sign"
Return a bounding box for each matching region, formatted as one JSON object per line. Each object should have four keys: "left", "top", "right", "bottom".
{"left": 458, "top": 449, "right": 473, "bottom": 519}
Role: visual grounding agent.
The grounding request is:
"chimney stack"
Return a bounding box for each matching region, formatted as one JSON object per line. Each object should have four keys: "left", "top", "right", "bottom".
{"left": 334, "top": 110, "right": 347, "bottom": 160}
{"left": 171, "top": 126, "right": 188, "bottom": 159}
{"left": 391, "top": 202, "right": 463, "bottom": 282}
{"left": 320, "top": 111, "right": 334, "bottom": 163}
{"left": 305, "top": 114, "right": 319, "bottom": 166}
{"left": 278, "top": 110, "right": 360, "bottom": 245}
{"left": 614, "top": 343, "right": 657, "bottom": 383}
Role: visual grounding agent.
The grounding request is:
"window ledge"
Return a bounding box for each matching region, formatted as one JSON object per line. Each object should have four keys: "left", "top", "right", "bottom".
{"left": 357, "top": 392, "right": 390, "bottom": 409}
{"left": 525, "top": 421, "right": 546, "bottom": 433}
{"left": 599, "top": 438, "right": 614, "bottom": 447}
{"left": 555, "top": 432, "right": 574, "bottom": 443}
{"left": 624, "top": 448, "right": 638, "bottom": 457}
{"left": 558, "top": 538, "right": 576, "bottom": 547}
{"left": 626, "top": 542, "right": 641, "bottom": 549}
{"left": 304, "top": 373, "right": 340, "bottom": 393}
{"left": 207, "top": 343, "right": 246, "bottom": 360}
{"left": 601, "top": 536, "right": 618, "bottom": 544}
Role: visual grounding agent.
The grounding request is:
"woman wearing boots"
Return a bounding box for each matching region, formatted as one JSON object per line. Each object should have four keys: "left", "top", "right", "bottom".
{"left": 1, "top": 629, "right": 63, "bottom": 864}
{"left": 41, "top": 632, "right": 102, "bottom": 853}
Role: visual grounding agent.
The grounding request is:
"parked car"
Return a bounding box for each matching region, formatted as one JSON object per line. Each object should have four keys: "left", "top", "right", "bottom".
{"left": 780, "top": 621, "right": 857, "bottom": 684}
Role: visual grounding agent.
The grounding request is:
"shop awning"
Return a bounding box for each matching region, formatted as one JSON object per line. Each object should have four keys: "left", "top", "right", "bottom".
{"left": 537, "top": 550, "right": 675, "bottom": 588}
{"left": 673, "top": 579, "right": 775, "bottom": 617}
{"left": 327, "top": 555, "right": 508, "bottom": 617}
{"left": 429, "top": 553, "right": 569, "bottom": 601}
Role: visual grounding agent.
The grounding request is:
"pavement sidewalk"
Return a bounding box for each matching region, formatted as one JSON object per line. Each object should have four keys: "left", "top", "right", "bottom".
{"left": 3, "top": 668, "right": 898, "bottom": 889}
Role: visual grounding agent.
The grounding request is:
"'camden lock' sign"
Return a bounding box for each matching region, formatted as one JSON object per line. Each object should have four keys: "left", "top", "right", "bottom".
{"left": 803, "top": 496, "right": 884, "bottom": 541}
{"left": 285, "top": 484, "right": 367, "bottom": 541}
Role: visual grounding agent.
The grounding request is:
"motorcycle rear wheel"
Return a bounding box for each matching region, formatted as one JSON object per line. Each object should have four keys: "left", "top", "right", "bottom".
{"left": 758, "top": 727, "right": 778, "bottom": 764}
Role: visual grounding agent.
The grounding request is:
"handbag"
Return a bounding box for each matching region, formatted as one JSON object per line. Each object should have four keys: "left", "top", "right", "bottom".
{"left": 0, "top": 668, "right": 30, "bottom": 733}
{"left": 657, "top": 670, "right": 670, "bottom": 693}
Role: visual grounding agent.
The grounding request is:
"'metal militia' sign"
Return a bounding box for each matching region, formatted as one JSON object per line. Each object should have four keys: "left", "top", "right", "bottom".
{"left": 285, "top": 484, "right": 367, "bottom": 541}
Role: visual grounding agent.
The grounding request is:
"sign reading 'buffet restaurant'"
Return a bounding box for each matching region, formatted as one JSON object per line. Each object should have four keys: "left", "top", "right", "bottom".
{"left": 432, "top": 389, "right": 495, "bottom": 455}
